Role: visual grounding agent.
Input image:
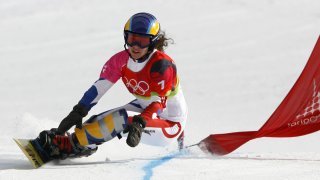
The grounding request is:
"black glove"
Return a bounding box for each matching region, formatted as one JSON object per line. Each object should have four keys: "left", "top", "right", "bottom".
{"left": 124, "top": 115, "right": 146, "bottom": 147}
{"left": 57, "top": 104, "right": 88, "bottom": 134}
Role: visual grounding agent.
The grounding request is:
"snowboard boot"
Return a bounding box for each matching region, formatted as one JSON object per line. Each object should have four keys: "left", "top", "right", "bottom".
{"left": 31, "top": 129, "right": 97, "bottom": 163}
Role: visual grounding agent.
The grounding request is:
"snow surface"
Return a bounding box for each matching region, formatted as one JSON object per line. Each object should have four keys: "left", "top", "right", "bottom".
{"left": 1, "top": 0, "right": 320, "bottom": 179}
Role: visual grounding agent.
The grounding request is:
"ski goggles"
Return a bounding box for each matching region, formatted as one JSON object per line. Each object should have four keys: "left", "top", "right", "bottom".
{"left": 125, "top": 32, "right": 152, "bottom": 49}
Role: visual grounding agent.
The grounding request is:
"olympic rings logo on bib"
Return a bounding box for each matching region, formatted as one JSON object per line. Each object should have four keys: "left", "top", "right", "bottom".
{"left": 123, "top": 77, "right": 150, "bottom": 95}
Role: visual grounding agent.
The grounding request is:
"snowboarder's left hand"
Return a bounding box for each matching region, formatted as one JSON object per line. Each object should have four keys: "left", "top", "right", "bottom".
{"left": 124, "top": 115, "right": 146, "bottom": 147}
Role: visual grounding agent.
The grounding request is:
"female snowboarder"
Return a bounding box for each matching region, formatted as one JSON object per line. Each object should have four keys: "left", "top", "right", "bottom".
{"left": 33, "top": 12, "right": 188, "bottom": 162}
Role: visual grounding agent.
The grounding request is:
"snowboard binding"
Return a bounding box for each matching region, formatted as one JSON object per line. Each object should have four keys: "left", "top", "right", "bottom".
{"left": 31, "top": 128, "right": 98, "bottom": 163}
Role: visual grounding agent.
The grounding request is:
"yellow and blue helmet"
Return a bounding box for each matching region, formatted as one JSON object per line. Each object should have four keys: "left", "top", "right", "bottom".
{"left": 124, "top": 12, "right": 160, "bottom": 48}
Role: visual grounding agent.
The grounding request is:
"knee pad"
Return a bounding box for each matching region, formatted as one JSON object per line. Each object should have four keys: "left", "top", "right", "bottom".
{"left": 75, "top": 109, "right": 128, "bottom": 146}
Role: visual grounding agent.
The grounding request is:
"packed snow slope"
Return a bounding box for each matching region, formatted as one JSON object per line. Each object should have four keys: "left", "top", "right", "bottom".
{"left": 0, "top": 0, "right": 320, "bottom": 179}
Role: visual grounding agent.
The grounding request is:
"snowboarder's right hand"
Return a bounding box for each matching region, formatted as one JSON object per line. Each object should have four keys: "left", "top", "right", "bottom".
{"left": 57, "top": 103, "right": 88, "bottom": 134}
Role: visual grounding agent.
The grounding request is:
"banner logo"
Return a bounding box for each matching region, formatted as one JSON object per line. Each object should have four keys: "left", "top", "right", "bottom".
{"left": 289, "top": 80, "right": 320, "bottom": 127}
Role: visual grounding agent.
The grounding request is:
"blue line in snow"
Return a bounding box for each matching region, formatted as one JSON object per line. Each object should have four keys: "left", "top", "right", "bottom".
{"left": 142, "top": 152, "right": 181, "bottom": 180}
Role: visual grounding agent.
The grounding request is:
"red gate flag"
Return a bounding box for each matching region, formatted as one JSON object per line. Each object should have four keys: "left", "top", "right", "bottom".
{"left": 199, "top": 36, "right": 320, "bottom": 155}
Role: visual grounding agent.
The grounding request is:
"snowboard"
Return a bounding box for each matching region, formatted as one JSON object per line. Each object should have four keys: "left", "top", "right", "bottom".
{"left": 13, "top": 138, "right": 45, "bottom": 168}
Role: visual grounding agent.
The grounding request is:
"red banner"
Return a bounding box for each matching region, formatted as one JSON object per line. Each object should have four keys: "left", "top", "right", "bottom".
{"left": 199, "top": 36, "right": 320, "bottom": 155}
